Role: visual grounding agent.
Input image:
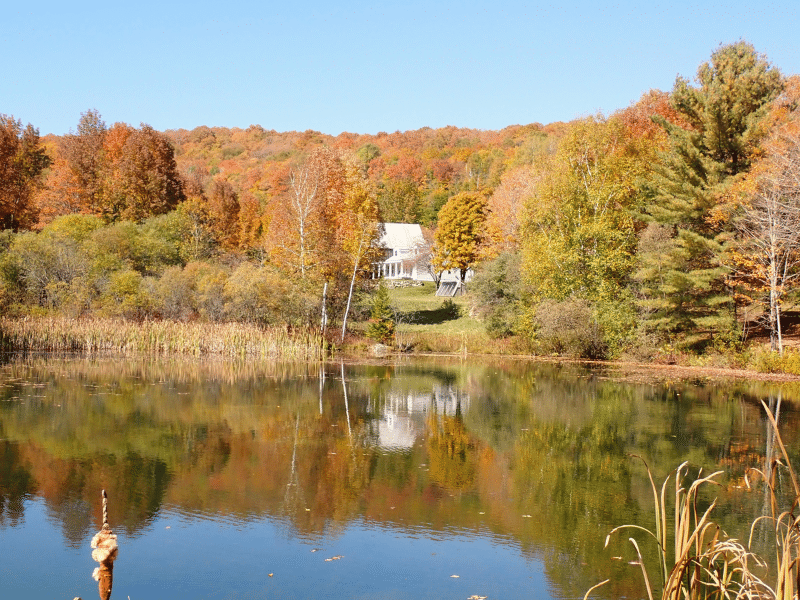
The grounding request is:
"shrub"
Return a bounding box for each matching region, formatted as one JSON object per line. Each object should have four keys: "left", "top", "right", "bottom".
{"left": 99, "top": 270, "right": 153, "bottom": 319}
{"left": 439, "top": 299, "right": 461, "bottom": 320}
{"left": 8, "top": 229, "right": 90, "bottom": 309}
{"left": 534, "top": 298, "right": 605, "bottom": 359}
{"left": 594, "top": 295, "right": 638, "bottom": 358}
{"left": 223, "top": 262, "right": 315, "bottom": 326}
{"left": 470, "top": 253, "right": 525, "bottom": 338}
{"left": 153, "top": 265, "right": 196, "bottom": 321}
{"left": 749, "top": 347, "right": 800, "bottom": 375}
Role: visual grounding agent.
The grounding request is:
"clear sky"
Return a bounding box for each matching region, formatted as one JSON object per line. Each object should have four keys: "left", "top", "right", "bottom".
{"left": 4, "top": 1, "right": 799, "bottom": 136}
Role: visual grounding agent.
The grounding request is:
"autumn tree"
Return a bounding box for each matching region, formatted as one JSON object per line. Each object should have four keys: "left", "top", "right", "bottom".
{"left": 0, "top": 115, "right": 50, "bottom": 230}
{"left": 207, "top": 179, "right": 240, "bottom": 250}
{"left": 336, "top": 156, "right": 383, "bottom": 340}
{"left": 34, "top": 157, "right": 88, "bottom": 225}
{"left": 733, "top": 125, "right": 800, "bottom": 354}
{"left": 263, "top": 147, "right": 382, "bottom": 333}
{"left": 638, "top": 42, "right": 784, "bottom": 346}
{"left": 518, "top": 111, "right": 663, "bottom": 355}
{"left": 36, "top": 110, "right": 108, "bottom": 224}
{"left": 377, "top": 154, "right": 425, "bottom": 223}
{"left": 433, "top": 191, "right": 488, "bottom": 285}
{"left": 268, "top": 147, "right": 338, "bottom": 278}
{"left": 99, "top": 124, "right": 185, "bottom": 221}
{"left": 522, "top": 116, "right": 645, "bottom": 303}
{"left": 175, "top": 195, "right": 215, "bottom": 261}
{"left": 482, "top": 165, "right": 539, "bottom": 257}
{"left": 465, "top": 148, "right": 506, "bottom": 191}
{"left": 38, "top": 114, "right": 185, "bottom": 226}
{"left": 62, "top": 109, "right": 107, "bottom": 211}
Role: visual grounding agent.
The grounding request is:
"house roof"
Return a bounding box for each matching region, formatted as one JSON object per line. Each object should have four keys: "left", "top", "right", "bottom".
{"left": 380, "top": 223, "right": 424, "bottom": 250}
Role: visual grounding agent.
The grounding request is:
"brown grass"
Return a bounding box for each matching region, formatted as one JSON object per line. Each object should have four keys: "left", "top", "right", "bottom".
{"left": 0, "top": 317, "right": 326, "bottom": 360}
{"left": 589, "top": 401, "right": 800, "bottom": 600}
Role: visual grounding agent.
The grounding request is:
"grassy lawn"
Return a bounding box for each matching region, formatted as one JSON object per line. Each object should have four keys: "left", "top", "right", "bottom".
{"left": 383, "top": 282, "right": 512, "bottom": 353}
{"left": 388, "top": 282, "right": 477, "bottom": 330}
{"left": 348, "top": 281, "right": 526, "bottom": 355}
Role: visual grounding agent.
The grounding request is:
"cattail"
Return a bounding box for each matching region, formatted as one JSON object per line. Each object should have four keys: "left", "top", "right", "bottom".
{"left": 91, "top": 490, "right": 118, "bottom": 600}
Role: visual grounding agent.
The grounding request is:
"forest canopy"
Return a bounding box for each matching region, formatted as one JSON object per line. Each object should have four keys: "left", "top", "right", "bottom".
{"left": 3, "top": 42, "right": 800, "bottom": 360}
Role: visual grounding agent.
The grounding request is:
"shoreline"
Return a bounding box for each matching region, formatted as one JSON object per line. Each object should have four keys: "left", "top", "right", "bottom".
{"left": 3, "top": 315, "right": 800, "bottom": 384}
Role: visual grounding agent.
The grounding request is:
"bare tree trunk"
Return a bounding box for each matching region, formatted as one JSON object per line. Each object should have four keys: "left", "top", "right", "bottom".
{"left": 340, "top": 237, "right": 364, "bottom": 344}
{"left": 320, "top": 281, "right": 328, "bottom": 335}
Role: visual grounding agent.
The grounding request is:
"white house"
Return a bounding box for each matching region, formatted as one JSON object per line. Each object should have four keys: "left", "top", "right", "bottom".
{"left": 374, "top": 223, "right": 474, "bottom": 294}
{"left": 375, "top": 223, "right": 435, "bottom": 281}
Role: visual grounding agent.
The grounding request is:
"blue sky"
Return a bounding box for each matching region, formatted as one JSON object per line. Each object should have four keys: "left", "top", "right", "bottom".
{"left": 5, "top": 1, "right": 799, "bottom": 136}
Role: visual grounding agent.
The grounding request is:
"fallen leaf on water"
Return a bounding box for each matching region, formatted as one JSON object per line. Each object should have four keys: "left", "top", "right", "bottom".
{"left": 451, "top": 575, "right": 460, "bottom": 578}
{"left": 468, "top": 596, "right": 487, "bottom": 599}
{"left": 268, "top": 573, "right": 273, "bottom": 577}
{"left": 522, "top": 514, "right": 532, "bottom": 518}
{"left": 311, "top": 548, "right": 321, "bottom": 553}
{"left": 325, "top": 555, "right": 344, "bottom": 562}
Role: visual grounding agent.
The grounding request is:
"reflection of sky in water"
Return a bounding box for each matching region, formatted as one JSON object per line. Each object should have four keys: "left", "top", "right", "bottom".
{"left": 2, "top": 496, "right": 551, "bottom": 600}
{"left": 2, "top": 498, "right": 94, "bottom": 600}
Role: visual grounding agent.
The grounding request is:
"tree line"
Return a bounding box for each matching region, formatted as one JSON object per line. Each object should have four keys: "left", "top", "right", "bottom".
{"left": 2, "top": 41, "right": 799, "bottom": 359}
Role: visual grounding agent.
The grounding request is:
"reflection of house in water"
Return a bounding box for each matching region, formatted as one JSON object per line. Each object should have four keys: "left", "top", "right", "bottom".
{"left": 372, "top": 384, "right": 470, "bottom": 450}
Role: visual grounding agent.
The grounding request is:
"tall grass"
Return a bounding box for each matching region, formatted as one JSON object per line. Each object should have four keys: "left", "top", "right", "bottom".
{"left": 0, "top": 317, "right": 326, "bottom": 361}
{"left": 589, "top": 401, "right": 800, "bottom": 600}
{"left": 751, "top": 402, "right": 800, "bottom": 600}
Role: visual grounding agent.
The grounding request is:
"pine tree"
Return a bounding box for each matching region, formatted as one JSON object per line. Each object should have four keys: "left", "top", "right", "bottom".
{"left": 637, "top": 42, "right": 784, "bottom": 347}
{"left": 366, "top": 282, "right": 395, "bottom": 345}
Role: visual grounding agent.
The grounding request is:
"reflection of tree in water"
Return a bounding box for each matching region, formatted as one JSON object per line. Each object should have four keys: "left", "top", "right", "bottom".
{"left": 426, "top": 405, "right": 477, "bottom": 492}
{"left": 0, "top": 441, "right": 36, "bottom": 528}
{"left": 280, "top": 413, "right": 306, "bottom": 520}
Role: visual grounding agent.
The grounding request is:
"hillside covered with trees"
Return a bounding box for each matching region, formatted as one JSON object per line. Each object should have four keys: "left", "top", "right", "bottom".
{"left": 2, "top": 42, "right": 800, "bottom": 367}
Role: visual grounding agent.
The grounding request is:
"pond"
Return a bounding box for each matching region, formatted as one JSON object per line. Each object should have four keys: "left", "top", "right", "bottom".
{"left": 0, "top": 356, "right": 797, "bottom": 600}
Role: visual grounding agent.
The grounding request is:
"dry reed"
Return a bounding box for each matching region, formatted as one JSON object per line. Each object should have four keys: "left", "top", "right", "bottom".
{"left": 586, "top": 402, "right": 800, "bottom": 600}
{"left": 0, "top": 317, "right": 326, "bottom": 361}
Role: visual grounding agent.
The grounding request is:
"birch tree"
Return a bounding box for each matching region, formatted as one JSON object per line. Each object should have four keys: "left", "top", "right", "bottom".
{"left": 338, "top": 157, "right": 382, "bottom": 342}
{"left": 269, "top": 147, "right": 338, "bottom": 278}
{"left": 735, "top": 127, "right": 800, "bottom": 354}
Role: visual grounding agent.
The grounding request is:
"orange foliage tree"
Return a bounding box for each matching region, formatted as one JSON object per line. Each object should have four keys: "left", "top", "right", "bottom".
{"left": 483, "top": 166, "right": 540, "bottom": 257}
{"left": 0, "top": 115, "right": 50, "bottom": 230}
{"left": 36, "top": 113, "right": 185, "bottom": 226}
{"left": 99, "top": 124, "right": 185, "bottom": 221}
{"left": 263, "top": 147, "right": 383, "bottom": 331}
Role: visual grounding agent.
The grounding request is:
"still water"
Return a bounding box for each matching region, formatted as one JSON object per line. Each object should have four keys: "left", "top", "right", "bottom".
{"left": 0, "top": 356, "right": 797, "bottom": 600}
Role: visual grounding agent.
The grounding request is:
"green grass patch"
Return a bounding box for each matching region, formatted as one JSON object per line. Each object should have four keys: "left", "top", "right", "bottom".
{"left": 385, "top": 283, "right": 494, "bottom": 353}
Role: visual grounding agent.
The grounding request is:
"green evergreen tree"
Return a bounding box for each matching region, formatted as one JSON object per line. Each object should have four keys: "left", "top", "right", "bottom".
{"left": 637, "top": 42, "right": 784, "bottom": 347}
{"left": 366, "top": 282, "right": 395, "bottom": 345}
